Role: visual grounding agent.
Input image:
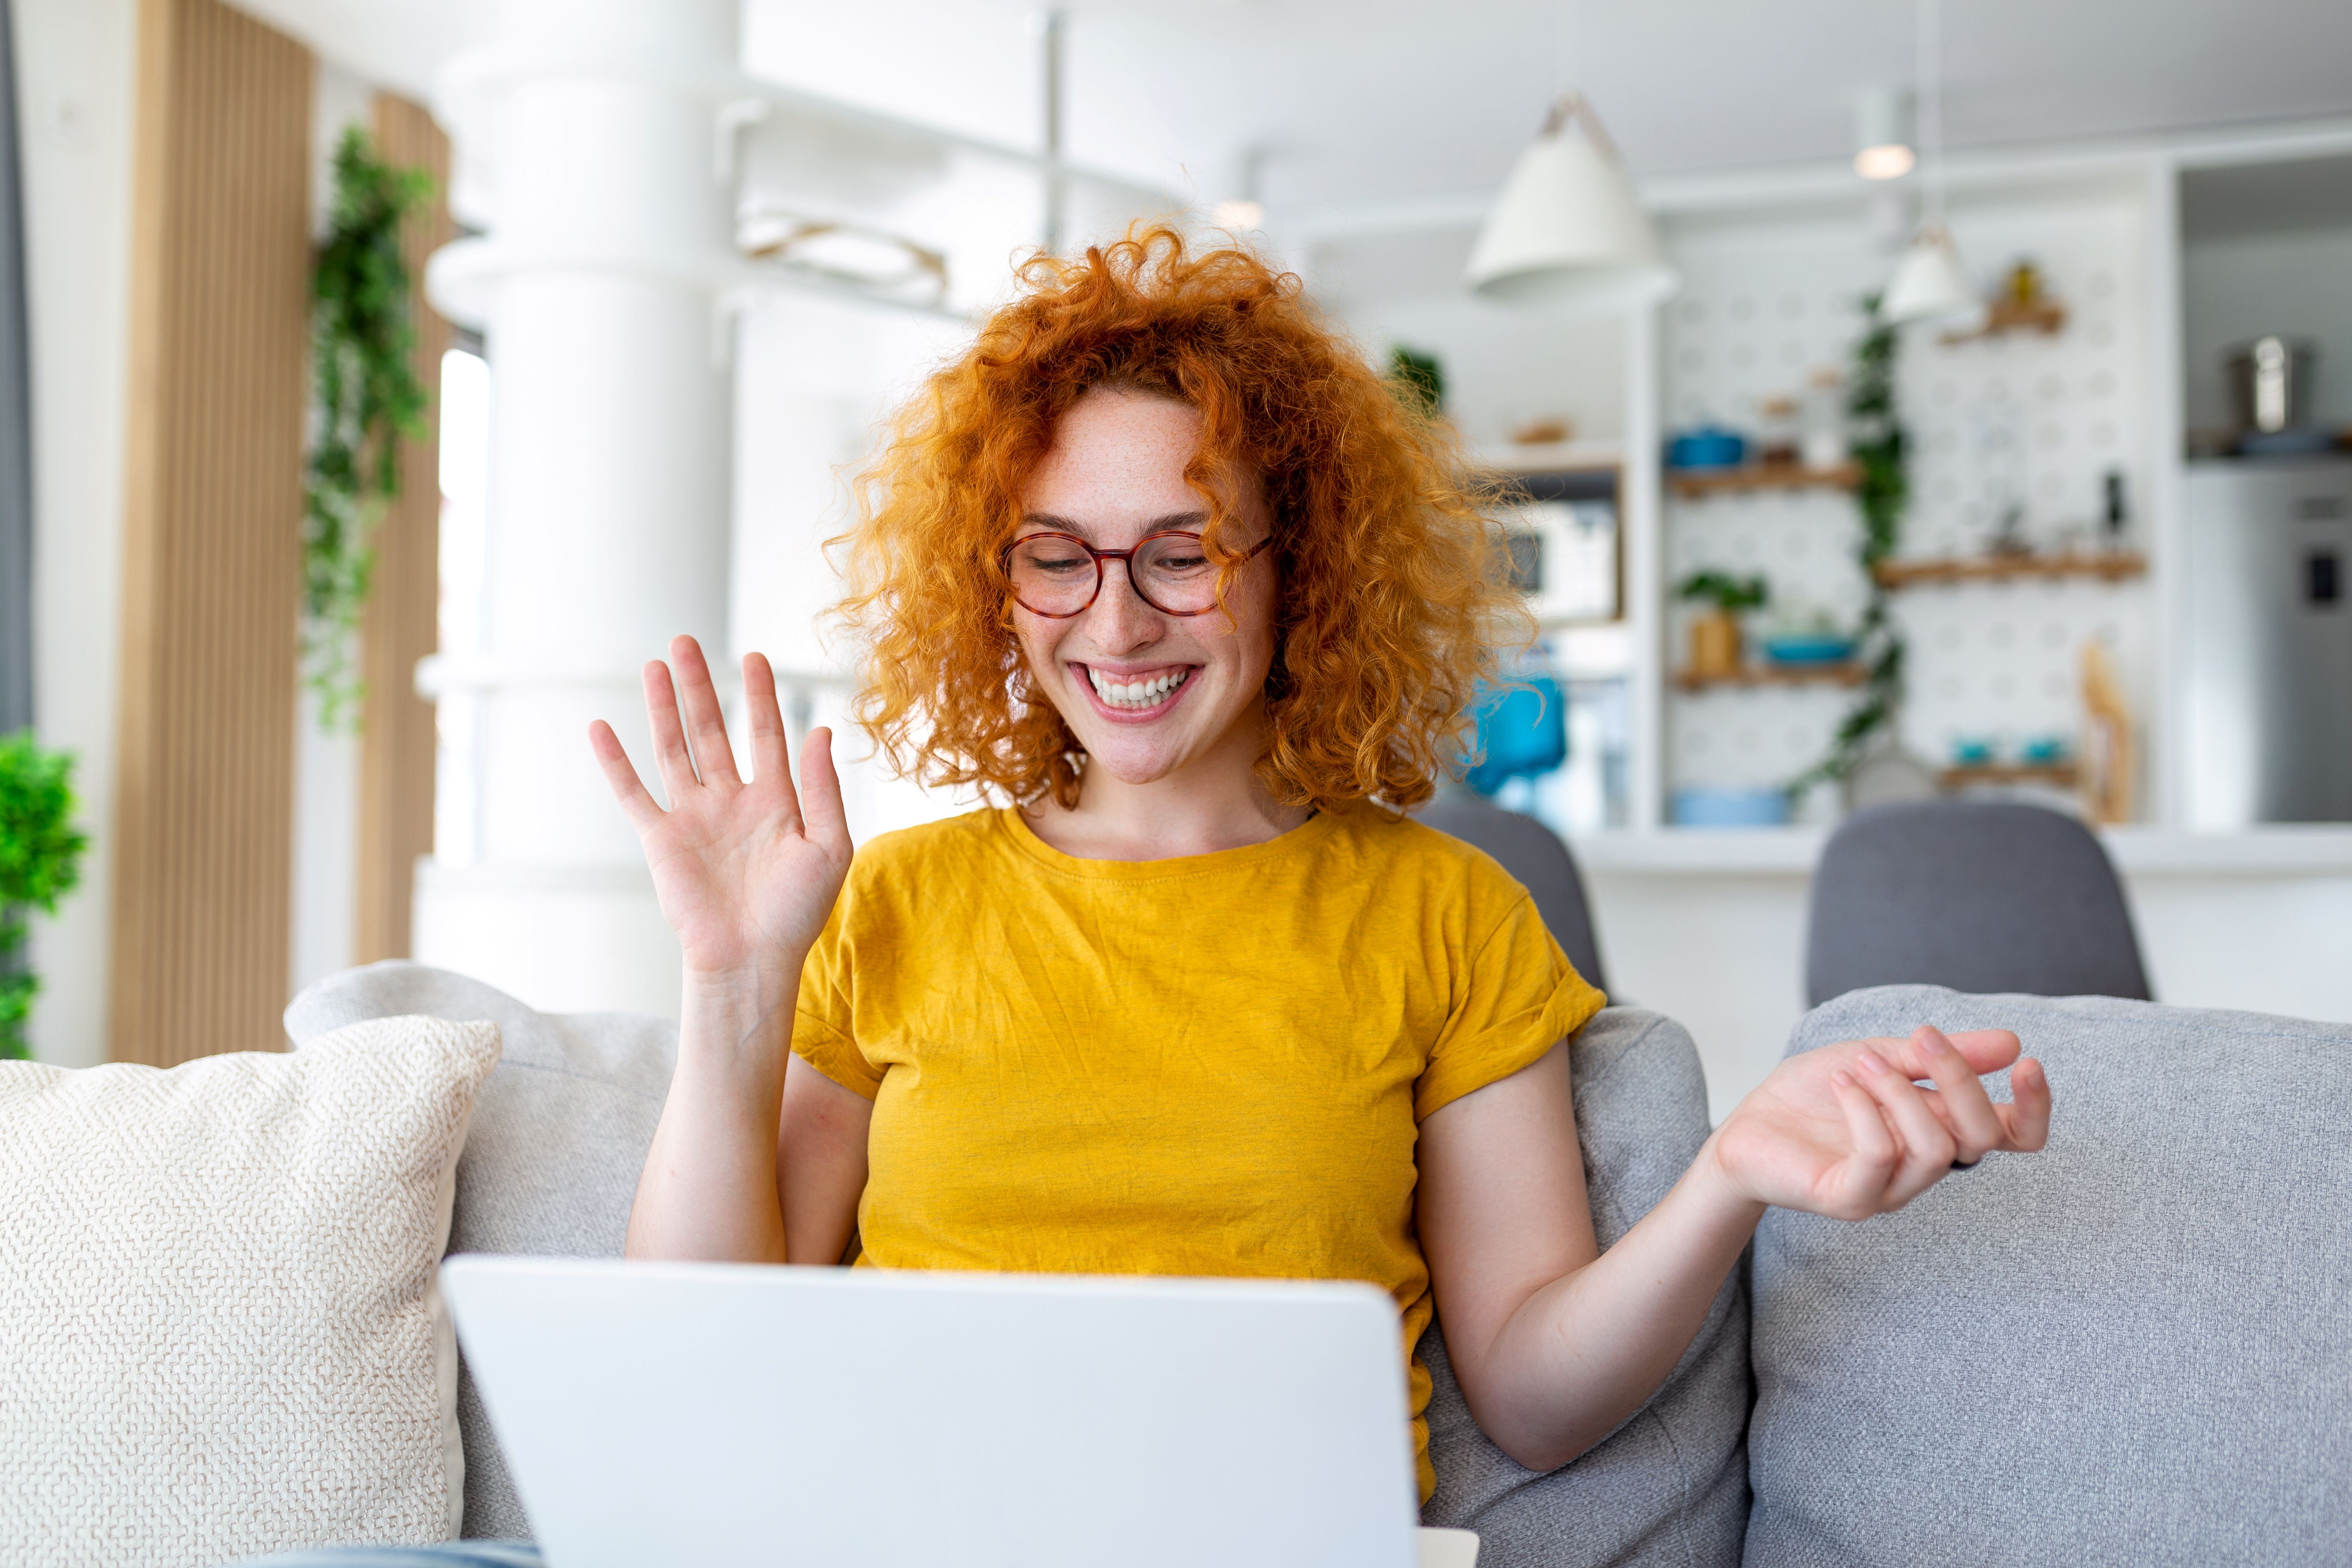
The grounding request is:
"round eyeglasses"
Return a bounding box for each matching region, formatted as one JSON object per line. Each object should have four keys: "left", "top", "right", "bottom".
{"left": 1002, "top": 530, "right": 1274, "bottom": 619}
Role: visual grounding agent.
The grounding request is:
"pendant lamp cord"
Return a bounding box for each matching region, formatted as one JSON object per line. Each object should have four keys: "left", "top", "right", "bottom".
{"left": 1916, "top": 0, "right": 1945, "bottom": 224}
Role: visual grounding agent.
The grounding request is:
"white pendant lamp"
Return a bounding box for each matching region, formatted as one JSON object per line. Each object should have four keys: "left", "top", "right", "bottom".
{"left": 1882, "top": 220, "right": 1977, "bottom": 323}
{"left": 1879, "top": 0, "right": 1979, "bottom": 326}
{"left": 1467, "top": 94, "right": 1675, "bottom": 311}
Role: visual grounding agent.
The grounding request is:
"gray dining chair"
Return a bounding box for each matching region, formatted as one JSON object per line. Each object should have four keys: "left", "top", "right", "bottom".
{"left": 1415, "top": 792, "right": 1608, "bottom": 994}
{"left": 1804, "top": 799, "right": 2151, "bottom": 1007}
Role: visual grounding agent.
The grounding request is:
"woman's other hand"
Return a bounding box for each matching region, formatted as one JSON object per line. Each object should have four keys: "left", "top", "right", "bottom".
{"left": 589, "top": 636, "right": 853, "bottom": 984}
{"left": 1709, "top": 1026, "right": 2051, "bottom": 1221}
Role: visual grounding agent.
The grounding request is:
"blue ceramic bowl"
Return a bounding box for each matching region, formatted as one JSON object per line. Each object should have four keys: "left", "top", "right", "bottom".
{"left": 1672, "top": 787, "right": 1790, "bottom": 828}
{"left": 1666, "top": 427, "right": 1747, "bottom": 470}
{"left": 1762, "top": 634, "right": 1857, "bottom": 666}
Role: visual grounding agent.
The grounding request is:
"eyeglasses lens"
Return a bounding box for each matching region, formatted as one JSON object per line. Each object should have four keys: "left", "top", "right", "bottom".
{"left": 1007, "top": 533, "right": 1225, "bottom": 616}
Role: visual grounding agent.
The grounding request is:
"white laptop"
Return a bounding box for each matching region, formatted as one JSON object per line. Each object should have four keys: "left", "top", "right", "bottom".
{"left": 441, "top": 1255, "right": 1478, "bottom": 1568}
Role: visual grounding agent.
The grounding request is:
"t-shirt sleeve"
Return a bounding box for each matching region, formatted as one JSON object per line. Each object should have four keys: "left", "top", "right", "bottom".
{"left": 790, "top": 897, "right": 883, "bottom": 1100}
{"left": 1415, "top": 891, "right": 1607, "bottom": 1122}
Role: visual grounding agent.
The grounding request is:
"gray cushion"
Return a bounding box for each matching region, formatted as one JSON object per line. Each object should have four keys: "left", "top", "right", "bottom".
{"left": 285, "top": 962, "right": 678, "bottom": 1542}
{"left": 1748, "top": 986, "right": 2352, "bottom": 1567}
{"left": 1422, "top": 1007, "right": 1750, "bottom": 1568}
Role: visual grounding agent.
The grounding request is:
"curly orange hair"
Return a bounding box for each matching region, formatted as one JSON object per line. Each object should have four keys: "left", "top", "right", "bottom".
{"left": 833, "top": 225, "right": 1528, "bottom": 813}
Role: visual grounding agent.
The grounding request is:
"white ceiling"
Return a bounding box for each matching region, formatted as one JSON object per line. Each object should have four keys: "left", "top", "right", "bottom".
{"left": 238, "top": 0, "right": 2352, "bottom": 213}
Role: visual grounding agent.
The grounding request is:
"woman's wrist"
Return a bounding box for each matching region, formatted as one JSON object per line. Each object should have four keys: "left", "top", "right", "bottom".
{"left": 678, "top": 954, "right": 807, "bottom": 1070}
{"left": 1687, "top": 1124, "right": 1772, "bottom": 1228}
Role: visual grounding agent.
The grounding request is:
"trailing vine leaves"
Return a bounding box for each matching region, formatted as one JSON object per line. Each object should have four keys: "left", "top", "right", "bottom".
{"left": 1789, "top": 295, "right": 1908, "bottom": 796}
{"left": 0, "top": 732, "right": 88, "bottom": 1060}
{"left": 303, "top": 126, "right": 433, "bottom": 731}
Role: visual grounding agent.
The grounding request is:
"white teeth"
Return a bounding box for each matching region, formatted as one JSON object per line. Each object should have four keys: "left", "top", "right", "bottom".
{"left": 1086, "top": 667, "right": 1187, "bottom": 708}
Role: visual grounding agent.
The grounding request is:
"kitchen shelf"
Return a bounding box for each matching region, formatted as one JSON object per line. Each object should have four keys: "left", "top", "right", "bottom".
{"left": 1673, "top": 662, "right": 1865, "bottom": 692}
{"left": 1473, "top": 438, "right": 1624, "bottom": 475}
{"left": 1871, "top": 550, "right": 2147, "bottom": 589}
{"left": 1939, "top": 297, "right": 2068, "bottom": 344}
{"left": 1939, "top": 762, "right": 2080, "bottom": 789}
{"left": 1668, "top": 462, "right": 1859, "bottom": 499}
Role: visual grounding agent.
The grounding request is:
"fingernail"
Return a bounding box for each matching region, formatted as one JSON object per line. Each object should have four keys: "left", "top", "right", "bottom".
{"left": 1857, "top": 1050, "right": 1887, "bottom": 1075}
{"left": 1832, "top": 1069, "right": 1856, "bottom": 1089}
{"left": 1915, "top": 1026, "right": 1944, "bottom": 1055}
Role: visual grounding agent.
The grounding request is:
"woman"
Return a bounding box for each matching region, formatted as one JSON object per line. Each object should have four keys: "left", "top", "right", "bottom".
{"left": 602, "top": 229, "right": 2052, "bottom": 1503}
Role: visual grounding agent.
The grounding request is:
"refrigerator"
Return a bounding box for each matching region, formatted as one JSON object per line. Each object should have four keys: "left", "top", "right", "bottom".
{"left": 2183, "top": 459, "right": 2352, "bottom": 825}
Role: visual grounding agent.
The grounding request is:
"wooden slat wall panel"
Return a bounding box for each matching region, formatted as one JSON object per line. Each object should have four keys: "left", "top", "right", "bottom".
{"left": 354, "top": 94, "right": 451, "bottom": 964}
{"left": 110, "top": 0, "right": 312, "bottom": 1066}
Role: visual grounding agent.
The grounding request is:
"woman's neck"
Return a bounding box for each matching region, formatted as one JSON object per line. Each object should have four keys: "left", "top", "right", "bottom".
{"left": 1022, "top": 709, "right": 1313, "bottom": 862}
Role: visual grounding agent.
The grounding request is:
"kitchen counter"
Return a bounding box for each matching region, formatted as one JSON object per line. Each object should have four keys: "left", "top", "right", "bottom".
{"left": 1569, "top": 824, "right": 2352, "bottom": 877}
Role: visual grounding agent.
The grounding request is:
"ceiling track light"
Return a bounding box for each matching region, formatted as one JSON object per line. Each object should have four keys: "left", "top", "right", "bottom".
{"left": 1466, "top": 92, "right": 1675, "bottom": 312}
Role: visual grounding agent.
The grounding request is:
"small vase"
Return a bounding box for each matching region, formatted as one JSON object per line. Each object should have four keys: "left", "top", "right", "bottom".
{"left": 1689, "top": 610, "right": 1742, "bottom": 677}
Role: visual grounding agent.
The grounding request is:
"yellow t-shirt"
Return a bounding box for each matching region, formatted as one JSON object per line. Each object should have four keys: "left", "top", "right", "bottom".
{"left": 791, "top": 805, "right": 1605, "bottom": 1499}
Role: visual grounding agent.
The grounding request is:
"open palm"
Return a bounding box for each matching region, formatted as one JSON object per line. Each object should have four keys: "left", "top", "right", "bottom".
{"left": 589, "top": 637, "right": 853, "bottom": 981}
{"left": 1713, "top": 1026, "right": 2052, "bottom": 1220}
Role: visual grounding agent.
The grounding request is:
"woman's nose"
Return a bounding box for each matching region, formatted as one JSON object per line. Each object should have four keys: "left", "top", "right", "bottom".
{"left": 1082, "top": 558, "right": 1164, "bottom": 652}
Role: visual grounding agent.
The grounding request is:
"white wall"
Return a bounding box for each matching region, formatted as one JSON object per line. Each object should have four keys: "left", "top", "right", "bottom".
{"left": 15, "top": 0, "right": 136, "bottom": 1068}
{"left": 2181, "top": 222, "right": 2352, "bottom": 433}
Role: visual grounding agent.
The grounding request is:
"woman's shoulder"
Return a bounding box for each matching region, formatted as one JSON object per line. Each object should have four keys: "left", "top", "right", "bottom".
{"left": 1324, "top": 806, "right": 1534, "bottom": 906}
{"left": 848, "top": 806, "right": 1010, "bottom": 879}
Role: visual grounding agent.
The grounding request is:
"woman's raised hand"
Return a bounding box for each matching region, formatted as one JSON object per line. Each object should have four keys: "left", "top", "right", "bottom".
{"left": 1709, "top": 1025, "right": 2052, "bottom": 1221}
{"left": 589, "top": 637, "right": 853, "bottom": 983}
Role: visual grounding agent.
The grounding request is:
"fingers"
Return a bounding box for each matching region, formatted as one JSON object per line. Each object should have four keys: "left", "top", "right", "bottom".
{"left": 1854, "top": 1049, "right": 1956, "bottom": 1201}
{"left": 587, "top": 720, "right": 664, "bottom": 830}
{"left": 1911, "top": 1026, "right": 2009, "bottom": 1164}
{"left": 1829, "top": 1070, "right": 1899, "bottom": 1216}
{"left": 796, "top": 726, "right": 852, "bottom": 857}
{"left": 2002, "top": 1056, "right": 2053, "bottom": 1151}
{"left": 642, "top": 659, "right": 699, "bottom": 804}
{"left": 742, "top": 652, "right": 789, "bottom": 786}
{"left": 670, "top": 635, "right": 741, "bottom": 787}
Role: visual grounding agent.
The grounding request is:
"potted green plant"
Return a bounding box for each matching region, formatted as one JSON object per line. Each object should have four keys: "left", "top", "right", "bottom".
{"left": 1675, "top": 570, "right": 1768, "bottom": 678}
{"left": 0, "top": 732, "right": 89, "bottom": 1060}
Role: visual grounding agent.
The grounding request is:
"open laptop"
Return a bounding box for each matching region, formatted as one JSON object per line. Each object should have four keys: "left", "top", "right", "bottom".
{"left": 441, "top": 1255, "right": 1478, "bottom": 1568}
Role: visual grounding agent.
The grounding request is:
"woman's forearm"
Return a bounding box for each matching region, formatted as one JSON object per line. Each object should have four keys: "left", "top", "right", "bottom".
{"left": 623, "top": 963, "right": 804, "bottom": 1263}
{"left": 1464, "top": 1134, "right": 1761, "bottom": 1470}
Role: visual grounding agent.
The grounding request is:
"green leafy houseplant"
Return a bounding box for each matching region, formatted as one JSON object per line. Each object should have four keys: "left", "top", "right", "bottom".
{"left": 1790, "top": 297, "right": 1908, "bottom": 795}
{"left": 303, "top": 126, "right": 433, "bottom": 731}
{"left": 0, "top": 732, "right": 89, "bottom": 1060}
{"left": 1387, "top": 344, "right": 1445, "bottom": 419}
{"left": 1675, "top": 570, "right": 1769, "bottom": 613}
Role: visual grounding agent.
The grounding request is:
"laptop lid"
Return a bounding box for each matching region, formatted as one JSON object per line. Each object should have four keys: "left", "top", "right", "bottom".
{"left": 441, "top": 1255, "right": 1424, "bottom": 1568}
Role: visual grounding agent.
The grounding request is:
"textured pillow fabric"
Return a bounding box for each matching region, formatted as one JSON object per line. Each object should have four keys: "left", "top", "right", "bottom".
{"left": 285, "top": 962, "right": 679, "bottom": 1541}
{"left": 1421, "top": 1008, "right": 1751, "bottom": 1568}
{"left": 1749, "top": 986, "right": 2352, "bottom": 1567}
{"left": 0, "top": 1016, "right": 500, "bottom": 1567}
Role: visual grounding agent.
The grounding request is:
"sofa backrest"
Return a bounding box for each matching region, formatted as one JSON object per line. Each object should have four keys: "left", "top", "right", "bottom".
{"left": 1749, "top": 985, "right": 2352, "bottom": 1566}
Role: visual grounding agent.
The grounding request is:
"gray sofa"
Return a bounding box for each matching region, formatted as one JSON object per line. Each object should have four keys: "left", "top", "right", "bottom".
{"left": 286, "top": 964, "right": 2352, "bottom": 1566}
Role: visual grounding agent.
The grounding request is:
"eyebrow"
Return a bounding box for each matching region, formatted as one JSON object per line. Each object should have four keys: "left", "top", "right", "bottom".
{"left": 1017, "top": 510, "right": 1210, "bottom": 539}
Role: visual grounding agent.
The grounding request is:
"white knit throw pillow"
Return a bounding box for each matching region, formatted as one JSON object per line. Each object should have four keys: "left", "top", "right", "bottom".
{"left": 0, "top": 1015, "right": 502, "bottom": 1567}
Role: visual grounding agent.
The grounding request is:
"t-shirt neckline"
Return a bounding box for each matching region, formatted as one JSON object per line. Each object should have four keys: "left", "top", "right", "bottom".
{"left": 997, "top": 803, "right": 1344, "bottom": 881}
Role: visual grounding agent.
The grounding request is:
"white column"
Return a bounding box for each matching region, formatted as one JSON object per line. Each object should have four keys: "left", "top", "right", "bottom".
{"left": 416, "top": 0, "right": 743, "bottom": 1014}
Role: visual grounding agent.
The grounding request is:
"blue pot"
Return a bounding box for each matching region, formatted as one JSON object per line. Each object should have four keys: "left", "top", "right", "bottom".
{"left": 1666, "top": 426, "right": 1747, "bottom": 470}
{"left": 1673, "top": 787, "right": 1790, "bottom": 828}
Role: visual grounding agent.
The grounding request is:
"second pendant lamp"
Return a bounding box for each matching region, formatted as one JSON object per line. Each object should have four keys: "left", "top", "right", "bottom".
{"left": 1879, "top": 0, "right": 1980, "bottom": 326}
{"left": 1466, "top": 94, "right": 1674, "bottom": 312}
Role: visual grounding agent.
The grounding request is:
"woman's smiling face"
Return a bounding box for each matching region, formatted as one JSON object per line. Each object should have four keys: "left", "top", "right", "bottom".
{"left": 1012, "top": 387, "right": 1278, "bottom": 790}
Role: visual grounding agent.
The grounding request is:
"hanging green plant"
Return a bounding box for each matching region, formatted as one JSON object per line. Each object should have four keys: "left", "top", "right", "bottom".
{"left": 0, "top": 732, "right": 88, "bottom": 1061}
{"left": 303, "top": 125, "right": 433, "bottom": 731}
{"left": 1789, "top": 296, "right": 1908, "bottom": 796}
